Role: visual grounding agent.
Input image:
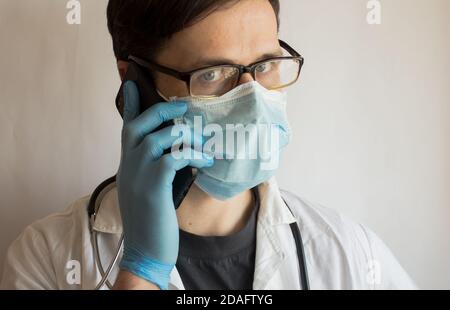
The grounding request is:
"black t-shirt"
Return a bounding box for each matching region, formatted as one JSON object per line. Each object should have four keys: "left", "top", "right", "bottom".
{"left": 176, "top": 189, "right": 259, "bottom": 290}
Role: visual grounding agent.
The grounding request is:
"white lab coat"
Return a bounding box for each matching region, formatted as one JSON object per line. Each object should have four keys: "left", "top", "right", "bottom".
{"left": 0, "top": 178, "right": 416, "bottom": 290}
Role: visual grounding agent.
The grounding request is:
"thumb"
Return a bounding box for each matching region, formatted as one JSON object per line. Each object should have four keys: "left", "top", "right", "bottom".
{"left": 122, "top": 80, "right": 140, "bottom": 124}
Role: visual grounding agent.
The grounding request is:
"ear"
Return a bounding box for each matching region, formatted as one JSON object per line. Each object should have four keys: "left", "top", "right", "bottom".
{"left": 117, "top": 60, "right": 129, "bottom": 81}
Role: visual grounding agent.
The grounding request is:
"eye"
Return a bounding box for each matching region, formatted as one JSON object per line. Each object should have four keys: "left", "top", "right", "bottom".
{"left": 199, "top": 69, "right": 222, "bottom": 82}
{"left": 255, "top": 63, "right": 270, "bottom": 73}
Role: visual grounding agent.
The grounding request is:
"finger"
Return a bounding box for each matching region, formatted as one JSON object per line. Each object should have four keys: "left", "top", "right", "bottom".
{"left": 123, "top": 101, "right": 187, "bottom": 150}
{"left": 122, "top": 81, "right": 141, "bottom": 125}
{"left": 141, "top": 125, "right": 203, "bottom": 161}
{"left": 158, "top": 149, "right": 214, "bottom": 184}
{"left": 169, "top": 124, "right": 204, "bottom": 149}
{"left": 134, "top": 101, "right": 187, "bottom": 131}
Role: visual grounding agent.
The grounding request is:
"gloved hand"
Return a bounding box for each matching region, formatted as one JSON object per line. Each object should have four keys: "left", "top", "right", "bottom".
{"left": 116, "top": 81, "right": 213, "bottom": 290}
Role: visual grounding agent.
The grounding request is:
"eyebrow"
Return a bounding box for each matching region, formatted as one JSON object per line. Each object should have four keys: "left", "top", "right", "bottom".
{"left": 189, "top": 49, "right": 284, "bottom": 69}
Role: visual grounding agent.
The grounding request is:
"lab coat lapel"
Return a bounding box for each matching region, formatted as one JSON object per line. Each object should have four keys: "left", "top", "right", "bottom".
{"left": 252, "top": 218, "right": 283, "bottom": 289}
{"left": 252, "top": 220, "right": 302, "bottom": 290}
{"left": 169, "top": 268, "right": 185, "bottom": 290}
{"left": 169, "top": 223, "right": 301, "bottom": 290}
{"left": 252, "top": 178, "right": 301, "bottom": 290}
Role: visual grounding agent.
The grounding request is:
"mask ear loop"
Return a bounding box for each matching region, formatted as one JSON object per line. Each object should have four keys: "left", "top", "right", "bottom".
{"left": 156, "top": 88, "right": 171, "bottom": 102}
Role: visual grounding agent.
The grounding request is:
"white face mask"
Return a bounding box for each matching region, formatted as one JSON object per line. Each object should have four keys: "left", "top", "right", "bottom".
{"left": 170, "top": 81, "right": 292, "bottom": 200}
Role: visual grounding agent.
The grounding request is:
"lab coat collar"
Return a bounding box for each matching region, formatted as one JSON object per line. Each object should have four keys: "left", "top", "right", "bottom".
{"left": 91, "top": 185, "right": 122, "bottom": 234}
{"left": 256, "top": 177, "right": 298, "bottom": 226}
{"left": 92, "top": 177, "right": 300, "bottom": 290}
{"left": 92, "top": 177, "right": 297, "bottom": 234}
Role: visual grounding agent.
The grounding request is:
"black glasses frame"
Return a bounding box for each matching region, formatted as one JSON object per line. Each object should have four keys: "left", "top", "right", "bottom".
{"left": 128, "top": 39, "right": 304, "bottom": 96}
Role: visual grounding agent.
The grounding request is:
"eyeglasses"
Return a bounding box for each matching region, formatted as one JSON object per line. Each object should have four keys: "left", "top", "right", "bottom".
{"left": 129, "top": 40, "right": 304, "bottom": 98}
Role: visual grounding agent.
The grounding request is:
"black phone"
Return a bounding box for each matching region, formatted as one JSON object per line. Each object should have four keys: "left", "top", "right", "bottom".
{"left": 115, "top": 60, "right": 195, "bottom": 209}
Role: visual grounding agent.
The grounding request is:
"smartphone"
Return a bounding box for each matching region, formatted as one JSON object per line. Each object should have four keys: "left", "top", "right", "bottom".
{"left": 115, "top": 60, "right": 194, "bottom": 209}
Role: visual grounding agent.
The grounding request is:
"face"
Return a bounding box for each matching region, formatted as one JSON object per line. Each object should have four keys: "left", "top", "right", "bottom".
{"left": 118, "top": 0, "right": 281, "bottom": 99}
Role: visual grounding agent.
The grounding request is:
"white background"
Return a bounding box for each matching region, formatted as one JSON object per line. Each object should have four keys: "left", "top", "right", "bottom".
{"left": 0, "top": 0, "right": 449, "bottom": 289}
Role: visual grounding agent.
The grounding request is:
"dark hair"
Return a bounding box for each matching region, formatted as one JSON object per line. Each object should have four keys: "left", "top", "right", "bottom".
{"left": 107, "top": 0, "right": 280, "bottom": 61}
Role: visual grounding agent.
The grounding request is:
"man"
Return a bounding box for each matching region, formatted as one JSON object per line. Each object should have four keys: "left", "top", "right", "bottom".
{"left": 1, "top": 0, "right": 416, "bottom": 290}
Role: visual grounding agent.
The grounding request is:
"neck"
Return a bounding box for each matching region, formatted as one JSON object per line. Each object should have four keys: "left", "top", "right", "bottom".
{"left": 176, "top": 183, "right": 255, "bottom": 236}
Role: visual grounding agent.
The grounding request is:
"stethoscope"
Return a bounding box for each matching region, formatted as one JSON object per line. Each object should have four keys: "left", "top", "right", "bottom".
{"left": 87, "top": 176, "right": 310, "bottom": 290}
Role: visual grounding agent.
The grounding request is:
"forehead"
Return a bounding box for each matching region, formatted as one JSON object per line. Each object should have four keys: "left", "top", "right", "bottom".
{"left": 154, "top": 0, "right": 280, "bottom": 70}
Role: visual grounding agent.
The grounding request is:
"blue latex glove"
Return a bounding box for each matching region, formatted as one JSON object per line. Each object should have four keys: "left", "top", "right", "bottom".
{"left": 116, "top": 81, "right": 213, "bottom": 290}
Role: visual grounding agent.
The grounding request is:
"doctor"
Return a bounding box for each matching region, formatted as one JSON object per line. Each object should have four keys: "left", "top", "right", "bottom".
{"left": 1, "top": 0, "right": 416, "bottom": 290}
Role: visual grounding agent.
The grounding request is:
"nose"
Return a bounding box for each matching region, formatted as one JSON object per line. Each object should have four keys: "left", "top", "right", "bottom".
{"left": 236, "top": 72, "right": 254, "bottom": 86}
